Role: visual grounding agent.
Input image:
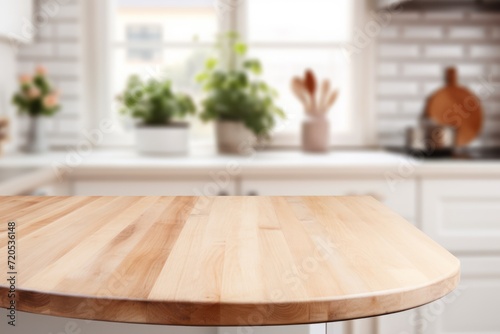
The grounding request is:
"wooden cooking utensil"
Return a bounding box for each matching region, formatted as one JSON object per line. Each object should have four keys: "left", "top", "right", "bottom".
{"left": 304, "top": 69, "right": 317, "bottom": 114}
{"left": 318, "top": 79, "right": 331, "bottom": 114}
{"left": 324, "top": 90, "right": 339, "bottom": 114}
{"left": 291, "top": 77, "right": 311, "bottom": 114}
{"left": 425, "top": 67, "right": 483, "bottom": 146}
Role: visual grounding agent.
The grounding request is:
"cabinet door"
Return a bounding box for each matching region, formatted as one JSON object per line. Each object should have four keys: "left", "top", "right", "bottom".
{"left": 420, "top": 256, "right": 500, "bottom": 334}
{"left": 421, "top": 179, "right": 500, "bottom": 253}
{"left": 241, "top": 178, "right": 416, "bottom": 221}
{"left": 73, "top": 178, "right": 236, "bottom": 196}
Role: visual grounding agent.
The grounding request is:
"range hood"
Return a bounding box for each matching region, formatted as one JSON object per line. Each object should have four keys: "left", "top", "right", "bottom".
{"left": 385, "top": 0, "right": 500, "bottom": 11}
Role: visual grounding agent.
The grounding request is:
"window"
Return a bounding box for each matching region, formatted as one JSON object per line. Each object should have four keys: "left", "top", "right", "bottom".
{"left": 125, "top": 24, "right": 162, "bottom": 62}
{"left": 92, "top": 0, "right": 363, "bottom": 146}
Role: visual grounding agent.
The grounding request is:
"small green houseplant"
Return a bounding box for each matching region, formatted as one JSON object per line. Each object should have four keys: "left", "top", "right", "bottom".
{"left": 12, "top": 66, "right": 60, "bottom": 153}
{"left": 197, "top": 33, "right": 284, "bottom": 154}
{"left": 117, "top": 75, "right": 196, "bottom": 155}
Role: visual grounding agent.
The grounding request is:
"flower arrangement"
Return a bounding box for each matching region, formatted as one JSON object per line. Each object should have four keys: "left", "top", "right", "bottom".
{"left": 12, "top": 66, "right": 60, "bottom": 117}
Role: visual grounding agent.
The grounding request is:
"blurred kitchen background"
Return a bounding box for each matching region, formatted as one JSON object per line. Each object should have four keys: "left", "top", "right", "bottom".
{"left": 1, "top": 0, "right": 500, "bottom": 334}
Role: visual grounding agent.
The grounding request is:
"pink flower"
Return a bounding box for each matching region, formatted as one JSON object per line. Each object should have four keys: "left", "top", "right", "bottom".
{"left": 28, "top": 87, "right": 40, "bottom": 99}
{"left": 19, "top": 75, "right": 32, "bottom": 84}
{"left": 36, "top": 65, "right": 47, "bottom": 76}
{"left": 43, "top": 94, "right": 59, "bottom": 108}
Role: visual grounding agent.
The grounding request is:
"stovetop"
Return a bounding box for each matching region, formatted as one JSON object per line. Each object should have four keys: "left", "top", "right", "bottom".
{"left": 386, "top": 147, "right": 500, "bottom": 160}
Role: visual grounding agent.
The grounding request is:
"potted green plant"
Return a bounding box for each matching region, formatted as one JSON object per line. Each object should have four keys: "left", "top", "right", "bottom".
{"left": 117, "top": 75, "right": 196, "bottom": 155}
{"left": 197, "top": 33, "right": 285, "bottom": 154}
{"left": 12, "top": 66, "right": 60, "bottom": 153}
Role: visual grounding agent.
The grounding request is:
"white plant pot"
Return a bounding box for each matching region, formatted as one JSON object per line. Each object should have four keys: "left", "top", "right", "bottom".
{"left": 216, "top": 120, "right": 256, "bottom": 155}
{"left": 135, "top": 123, "right": 189, "bottom": 155}
{"left": 24, "top": 116, "right": 50, "bottom": 154}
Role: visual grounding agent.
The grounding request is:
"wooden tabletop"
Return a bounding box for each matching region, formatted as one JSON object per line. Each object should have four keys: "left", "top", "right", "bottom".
{"left": 0, "top": 196, "right": 460, "bottom": 326}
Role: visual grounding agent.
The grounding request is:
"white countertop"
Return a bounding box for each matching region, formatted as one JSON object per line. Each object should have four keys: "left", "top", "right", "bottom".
{"left": 1, "top": 149, "right": 500, "bottom": 178}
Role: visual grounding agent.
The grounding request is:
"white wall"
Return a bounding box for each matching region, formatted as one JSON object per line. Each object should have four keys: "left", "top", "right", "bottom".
{"left": 0, "top": 40, "right": 18, "bottom": 153}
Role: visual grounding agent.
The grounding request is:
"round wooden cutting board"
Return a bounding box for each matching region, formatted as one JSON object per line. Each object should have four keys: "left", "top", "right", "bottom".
{"left": 425, "top": 67, "right": 483, "bottom": 146}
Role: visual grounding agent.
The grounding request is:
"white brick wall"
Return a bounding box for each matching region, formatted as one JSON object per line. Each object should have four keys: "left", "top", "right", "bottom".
{"left": 17, "top": 0, "right": 82, "bottom": 148}
{"left": 376, "top": 10, "right": 500, "bottom": 146}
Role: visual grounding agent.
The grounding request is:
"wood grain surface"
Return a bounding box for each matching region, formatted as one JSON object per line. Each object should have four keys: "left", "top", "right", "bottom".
{"left": 0, "top": 196, "right": 460, "bottom": 326}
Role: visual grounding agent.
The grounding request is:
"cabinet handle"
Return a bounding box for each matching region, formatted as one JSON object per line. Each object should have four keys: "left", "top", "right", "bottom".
{"left": 217, "top": 190, "right": 229, "bottom": 196}
{"left": 247, "top": 191, "right": 258, "bottom": 196}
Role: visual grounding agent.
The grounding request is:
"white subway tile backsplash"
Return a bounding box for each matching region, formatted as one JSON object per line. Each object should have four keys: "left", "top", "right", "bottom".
{"left": 493, "top": 28, "right": 500, "bottom": 39}
{"left": 470, "top": 45, "right": 500, "bottom": 59}
{"left": 378, "top": 63, "right": 399, "bottom": 76}
{"left": 484, "top": 102, "right": 500, "bottom": 116}
{"left": 19, "top": 43, "right": 54, "bottom": 58}
{"left": 45, "top": 60, "right": 80, "bottom": 76}
{"left": 376, "top": 10, "right": 500, "bottom": 145}
{"left": 422, "top": 12, "right": 465, "bottom": 21}
{"left": 17, "top": 61, "right": 35, "bottom": 75}
{"left": 449, "top": 27, "right": 486, "bottom": 39}
{"left": 37, "top": 24, "right": 54, "bottom": 39}
{"left": 379, "top": 44, "right": 420, "bottom": 58}
{"left": 403, "top": 26, "right": 443, "bottom": 39}
{"left": 58, "top": 99, "right": 81, "bottom": 116}
{"left": 424, "top": 45, "right": 464, "bottom": 58}
{"left": 57, "top": 80, "right": 81, "bottom": 96}
{"left": 402, "top": 63, "right": 441, "bottom": 77}
{"left": 56, "top": 42, "right": 80, "bottom": 57}
{"left": 391, "top": 12, "right": 421, "bottom": 21}
{"left": 422, "top": 82, "right": 442, "bottom": 95}
{"left": 492, "top": 65, "right": 500, "bottom": 76}
{"left": 55, "top": 22, "right": 79, "bottom": 38}
{"left": 377, "top": 101, "right": 399, "bottom": 114}
{"left": 456, "top": 64, "right": 484, "bottom": 77}
{"left": 379, "top": 26, "right": 399, "bottom": 39}
{"left": 402, "top": 100, "right": 424, "bottom": 115}
{"left": 378, "top": 82, "right": 419, "bottom": 96}
{"left": 469, "top": 12, "right": 500, "bottom": 21}
{"left": 55, "top": 2, "right": 80, "bottom": 19}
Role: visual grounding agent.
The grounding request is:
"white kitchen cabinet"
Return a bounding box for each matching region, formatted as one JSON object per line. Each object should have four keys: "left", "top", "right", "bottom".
{"left": 419, "top": 256, "right": 500, "bottom": 334}
{"left": 73, "top": 178, "right": 237, "bottom": 196}
{"left": 240, "top": 177, "right": 416, "bottom": 221}
{"left": 421, "top": 179, "right": 500, "bottom": 253}
{"left": 0, "top": 0, "right": 33, "bottom": 43}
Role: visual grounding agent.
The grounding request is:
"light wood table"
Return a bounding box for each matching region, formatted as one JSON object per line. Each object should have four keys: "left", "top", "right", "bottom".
{"left": 0, "top": 196, "right": 459, "bottom": 329}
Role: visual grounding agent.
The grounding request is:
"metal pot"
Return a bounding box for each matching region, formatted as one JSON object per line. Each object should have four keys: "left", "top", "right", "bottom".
{"left": 406, "top": 120, "right": 457, "bottom": 155}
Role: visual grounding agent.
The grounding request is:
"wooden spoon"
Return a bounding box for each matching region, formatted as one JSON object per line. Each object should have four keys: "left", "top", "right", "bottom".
{"left": 291, "top": 77, "right": 311, "bottom": 114}
{"left": 304, "top": 69, "right": 317, "bottom": 114}
{"left": 324, "top": 90, "right": 339, "bottom": 114}
{"left": 318, "top": 79, "right": 331, "bottom": 115}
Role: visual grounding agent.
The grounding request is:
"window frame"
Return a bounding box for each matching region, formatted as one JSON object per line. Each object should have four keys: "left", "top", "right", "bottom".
{"left": 82, "top": 0, "right": 375, "bottom": 148}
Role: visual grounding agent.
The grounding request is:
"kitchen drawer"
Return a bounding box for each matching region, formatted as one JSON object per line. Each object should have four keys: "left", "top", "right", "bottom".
{"left": 72, "top": 178, "right": 236, "bottom": 196}
{"left": 421, "top": 179, "right": 500, "bottom": 253}
{"left": 241, "top": 177, "right": 416, "bottom": 221}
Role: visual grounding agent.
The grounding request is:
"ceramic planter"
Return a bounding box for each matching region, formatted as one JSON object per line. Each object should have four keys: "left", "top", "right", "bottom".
{"left": 216, "top": 120, "right": 256, "bottom": 155}
{"left": 25, "top": 116, "right": 50, "bottom": 154}
{"left": 135, "top": 123, "right": 189, "bottom": 155}
{"left": 302, "top": 116, "right": 330, "bottom": 152}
